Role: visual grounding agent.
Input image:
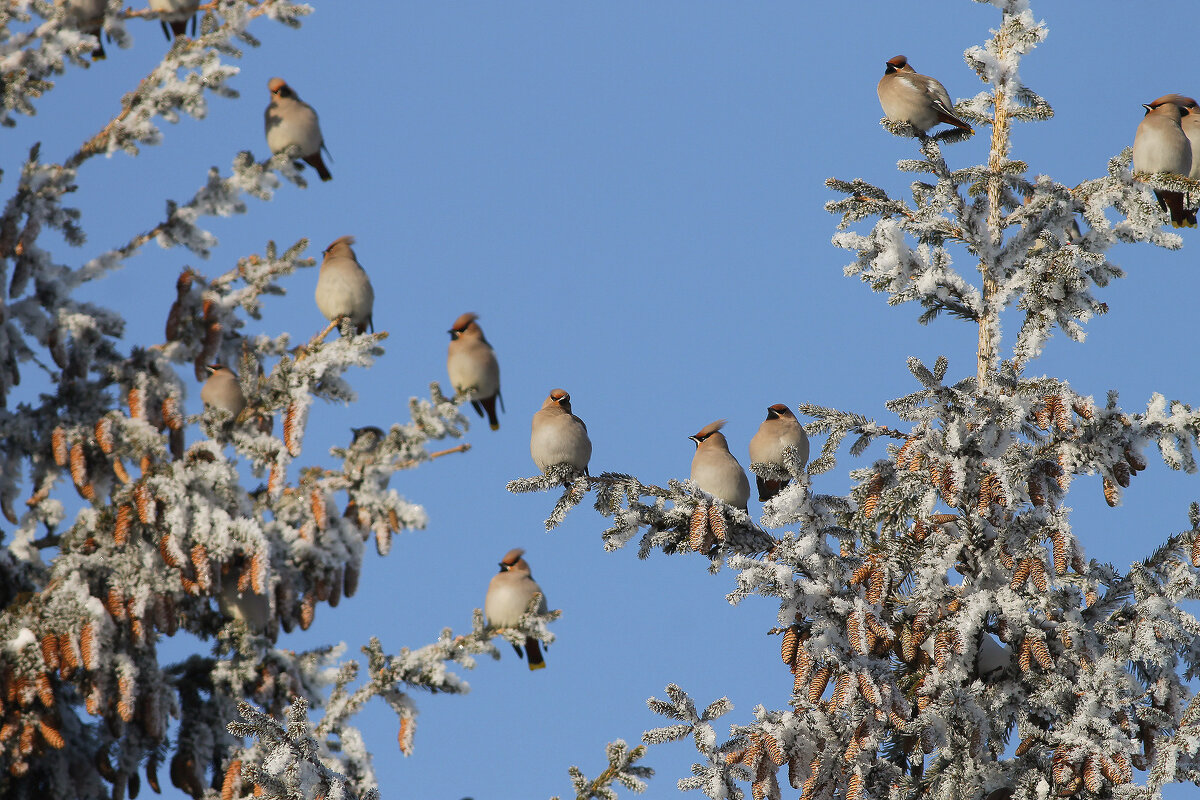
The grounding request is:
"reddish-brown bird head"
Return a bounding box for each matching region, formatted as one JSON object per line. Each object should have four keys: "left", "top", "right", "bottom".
{"left": 498, "top": 548, "right": 530, "bottom": 573}
{"left": 765, "top": 404, "right": 795, "bottom": 421}
{"left": 449, "top": 312, "right": 481, "bottom": 339}
{"left": 1148, "top": 94, "right": 1199, "bottom": 112}
{"left": 544, "top": 389, "right": 573, "bottom": 413}
{"left": 268, "top": 77, "right": 295, "bottom": 99}
{"left": 884, "top": 55, "right": 910, "bottom": 75}
{"left": 323, "top": 235, "right": 357, "bottom": 260}
{"left": 1142, "top": 101, "right": 1185, "bottom": 121}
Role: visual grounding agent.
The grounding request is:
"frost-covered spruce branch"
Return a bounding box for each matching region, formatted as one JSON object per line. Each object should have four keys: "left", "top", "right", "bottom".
{"left": 1, "top": 0, "right": 310, "bottom": 129}
{"left": 0, "top": 224, "right": 477, "bottom": 796}
{"left": 642, "top": 684, "right": 742, "bottom": 799}
{"left": 0, "top": 373, "right": 474, "bottom": 796}
{"left": 311, "top": 608, "right": 562, "bottom": 749}
{"left": 1, "top": 0, "right": 318, "bottom": 411}
{"left": 1, "top": 139, "right": 318, "bottom": 412}
{"left": 0, "top": 147, "right": 345, "bottom": 521}
{"left": 509, "top": 468, "right": 776, "bottom": 572}
{"left": 0, "top": 237, "right": 313, "bottom": 536}
{"left": 592, "top": 354, "right": 1200, "bottom": 800}
{"left": 228, "top": 608, "right": 561, "bottom": 799}
{"left": 0, "top": 104, "right": 479, "bottom": 793}
{"left": 228, "top": 697, "right": 380, "bottom": 800}
{"left": 551, "top": 739, "right": 654, "bottom": 800}
{"left": 726, "top": 361, "right": 1200, "bottom": 799}
{"left": 798, "top": 401, "right": 908, "bottom": 477}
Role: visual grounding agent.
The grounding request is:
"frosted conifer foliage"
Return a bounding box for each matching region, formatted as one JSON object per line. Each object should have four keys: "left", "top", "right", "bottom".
{"left": 0, "top": 2, "right": 575, "bottom": 798}
{"left": 515, "top": 3, "right": 1200, "bottom": 800}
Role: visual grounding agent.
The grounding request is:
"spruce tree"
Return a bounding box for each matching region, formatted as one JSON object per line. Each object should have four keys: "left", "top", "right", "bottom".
{"left": 511, "top": 2, "right": 1200, "bottom": 799}
{"left": 0, "top": 3, "right": 571, "bottom": 798}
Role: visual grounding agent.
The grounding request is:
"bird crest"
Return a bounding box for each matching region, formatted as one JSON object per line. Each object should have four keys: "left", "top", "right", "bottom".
{"left": 324, "top": 235, "right": 357, "bottom": 258}
{"left": 499, "top": 548, "right": 527, "bottom": 570}
{"left": 1148, "top": 94, "right": 1199, "bottom": 110}
{"left": 692, "top": 419, "right": 727, "bottom": 441}
{"left": 450, "top": 312, "right": 479, "bottom": 333}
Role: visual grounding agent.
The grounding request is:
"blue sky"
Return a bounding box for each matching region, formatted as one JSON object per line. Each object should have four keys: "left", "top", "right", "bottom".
{"left": 9, "top": 1, "right": 1200, "bottom": 797}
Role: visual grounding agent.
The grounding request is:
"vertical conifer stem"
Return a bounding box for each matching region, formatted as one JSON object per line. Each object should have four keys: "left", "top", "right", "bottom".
{"left": 979, "top": 23, "right": 1011, "bottom": 392}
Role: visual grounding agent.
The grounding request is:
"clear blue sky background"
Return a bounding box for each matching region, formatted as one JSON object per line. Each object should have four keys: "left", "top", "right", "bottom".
{"left": 8, "top": 1, "right": 1200, "bottom": 797}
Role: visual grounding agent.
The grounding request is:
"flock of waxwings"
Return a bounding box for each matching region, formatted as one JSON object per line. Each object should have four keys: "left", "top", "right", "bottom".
{"left": 61, "top": 0, "right": 1198, "bottom": 669}
{"left": 876, "top": 55, "right": 1200, "bottom": 227}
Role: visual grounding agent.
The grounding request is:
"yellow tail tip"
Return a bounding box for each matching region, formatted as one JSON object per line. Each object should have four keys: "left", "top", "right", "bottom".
{"left": 490, "top": 423, "right": 500, "bottom": 431}
{"left": 528, "top": 661, "right": 546, "bottom": 671}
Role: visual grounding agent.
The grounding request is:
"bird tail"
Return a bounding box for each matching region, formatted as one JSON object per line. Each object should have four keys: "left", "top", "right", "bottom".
{"left": 756, "top": 476, "right": 788, "bottom": 503}
{"left": 1155, "top": 190, "right": 1194, "bottom": 227}
{"left": 169, "top": 18, "right": 189, "bottom": 37}
{"left": 306, "top": 153, "right": 333, "bottom": 182}
{"left": 937, "top": 111, "right": 973, "bottom": 132}
{"left": 88, "top": 27, "right": 106, "bottom": 60}
{"left": 932, "top": 101, "right": 973, "bottom": 133}
{"left": 525, "top": 638, "right": 546, "bottom": 671}
{"left": 479, "top": 395, "right": 500, "bottom": 431}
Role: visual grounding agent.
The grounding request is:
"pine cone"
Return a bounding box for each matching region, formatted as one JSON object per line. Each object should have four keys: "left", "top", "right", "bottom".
{"left": 115, "top": 505, "right": 133, "bottom": 546}
{"left": 780, "top": 627, "right": 799, "bottom": 667}
{"left": 1050, "top": 530, "right": 1068, "bottom": 575}
{"left": 707, "top": 505, "right": 727, "bottom": 542}
{"left": 807, "top": 665, "right": 831, "bottom": 704}
{"left": 689, "top": 507, "right": 711, "bottom": 552}
{"left": 1102, "top": 477, "right": 1119, "bottom": 507}
{"left": 283, "top": 401, "right": 303, "bottom": 457}
{"left": 1112, "top": 461, "right": 1131, "bottom": 488}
